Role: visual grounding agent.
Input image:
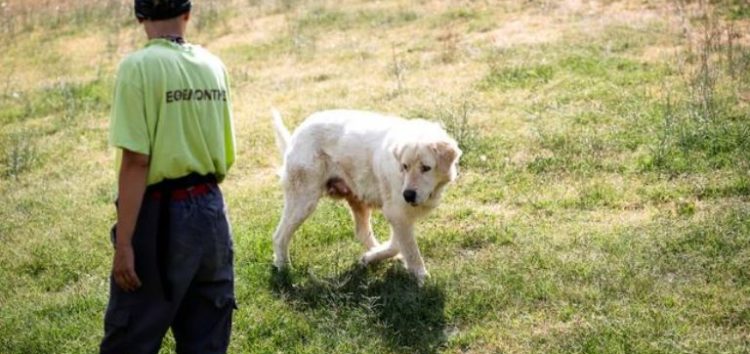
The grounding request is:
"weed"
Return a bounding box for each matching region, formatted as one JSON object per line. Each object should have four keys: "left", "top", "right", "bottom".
{"left": 407, "top": 95, "right": 481, "bottom": 160}
{"left": 390, "top": 44, "right": 407, "bottom": 94}
{"left": 50, "top": 79, "right": 110, "bottom": 125}
{"left": 437, "top": 28, "right": 460, "bottom": 64}
{"left": 433, "top": 97, "right": 479, "bottom": 154}
{"left": 648, "top": 88, "right": 679, "bottom": 172}
{"left": 2, "top": 132, "right": 38, "bottom": 180}
{"left": 649, "top": 1, "right": 750, "bottom": 174}
{"left": 287, "top": 20, "right": 317, "bottom": 59}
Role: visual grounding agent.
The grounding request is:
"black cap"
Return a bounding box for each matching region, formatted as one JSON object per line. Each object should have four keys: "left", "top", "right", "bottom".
{"left": 135, "top": 0, "right": 192, "bottom": 21}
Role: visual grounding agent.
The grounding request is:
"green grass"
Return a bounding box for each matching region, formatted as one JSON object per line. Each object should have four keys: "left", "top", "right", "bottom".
{"left": 1, "top": 0, "right": 750, "bottom": 353}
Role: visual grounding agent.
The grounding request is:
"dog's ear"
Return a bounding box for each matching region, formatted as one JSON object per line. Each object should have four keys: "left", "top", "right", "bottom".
{"left": 434, "top": 141, "right": 461, "bottom": 165}
{"left": 391, "top": 142, "right": 406, "bottom": 162}
{"left": 433, "top": 141, "right": 462, "bottom": 178}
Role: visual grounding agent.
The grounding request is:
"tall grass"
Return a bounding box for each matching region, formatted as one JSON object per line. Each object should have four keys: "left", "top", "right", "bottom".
{"left": 647, "top": 1, "right": 750, "bottom": 174}
{"left": 2, "top": 132, "right": 38, "bottom": 180}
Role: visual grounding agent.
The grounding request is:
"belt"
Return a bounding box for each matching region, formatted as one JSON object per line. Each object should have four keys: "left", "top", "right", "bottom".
{"left": 149, "top": 182, "right": 213, "bottom": 201}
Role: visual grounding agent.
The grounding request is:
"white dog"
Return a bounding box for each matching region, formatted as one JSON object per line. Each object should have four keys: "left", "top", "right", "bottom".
{"left": 270, "top": 109, "right": 462, "bottom": 283}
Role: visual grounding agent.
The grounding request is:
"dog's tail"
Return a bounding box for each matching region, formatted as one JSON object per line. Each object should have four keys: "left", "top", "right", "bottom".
{"left": 271, "top": 108, "right": 291, "bottom": 159}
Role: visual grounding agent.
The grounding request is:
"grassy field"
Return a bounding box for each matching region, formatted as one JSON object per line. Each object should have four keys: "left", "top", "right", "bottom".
{"left": 1, "top": 0, "right": 749, "bottom": 353}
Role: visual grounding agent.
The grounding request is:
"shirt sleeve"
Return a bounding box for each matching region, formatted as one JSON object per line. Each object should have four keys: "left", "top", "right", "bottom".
{"left": 109, "top": 62, "right": 150, "bottom": 155}
{"left": 222, "top": 66, "right": 236, "bottom": 171}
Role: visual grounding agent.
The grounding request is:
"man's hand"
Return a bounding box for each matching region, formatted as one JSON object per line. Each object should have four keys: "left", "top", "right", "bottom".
{"left": 113, "top": 148, "right": 149, "bottom": 292}
{"left": 112, "top": 244, "right": 142, "bottom": 291}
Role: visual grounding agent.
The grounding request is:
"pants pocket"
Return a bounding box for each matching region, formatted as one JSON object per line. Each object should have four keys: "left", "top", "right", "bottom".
{"left": 209, "top": 295, "right": 236, "bottom": 351}
{"left": 213, "top": 294, "right": 238, "bottom": 310}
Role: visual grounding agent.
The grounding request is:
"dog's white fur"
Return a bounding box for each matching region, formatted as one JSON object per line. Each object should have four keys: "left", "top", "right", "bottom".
{"left": 271, "top": 109, "right": 461, "bottom": 283}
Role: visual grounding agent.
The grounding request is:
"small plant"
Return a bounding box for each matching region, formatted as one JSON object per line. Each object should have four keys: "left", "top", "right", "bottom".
{"left": 649, "top": 87, "right": 677, "bottom": 171}
{"left": 45, "top": 80, "right": 109, "bottom": 125}
{"left": 432, "top": 96, "right": 479, "bottom": 154}
{"left": 438, "top": 28, "right": 460, "bottom": 64}
{"left": 2, "top": 133, "right": 37, "bottom": 180}
{"left": 389, "top": 44, "right": 407, "bottom": 94}
{"left": 287, "top": 21, "right": 317, "bottom": 59}
{"left": 59, "top": 82, "right": 78, "bottom": 123}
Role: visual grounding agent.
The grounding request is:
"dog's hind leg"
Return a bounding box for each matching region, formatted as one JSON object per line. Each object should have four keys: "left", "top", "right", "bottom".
{"left": 272, "top": 183, "right": 321, "bottom": 269}
{"left": 346, "top": 199, "right": 379, "bottom": 250}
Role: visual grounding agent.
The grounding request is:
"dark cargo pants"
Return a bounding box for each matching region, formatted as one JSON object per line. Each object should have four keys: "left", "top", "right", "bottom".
{"left": 100, "top": 184, "right": 235, "bottom": 354}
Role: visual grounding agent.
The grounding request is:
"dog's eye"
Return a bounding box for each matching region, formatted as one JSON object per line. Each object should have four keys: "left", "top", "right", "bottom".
{"left": 421, "top": 165, "right": 432, "bottom": 173}
{"left": 401, "top": 164, "right": 408, "bottom": 171}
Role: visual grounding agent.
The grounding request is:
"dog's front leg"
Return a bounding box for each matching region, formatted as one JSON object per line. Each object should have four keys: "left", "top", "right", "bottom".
{"left": 392, "top": 222, "right": 428, "bottom": 285}
{"left": 373, "top": 208, "right": 428, "bottom": 285}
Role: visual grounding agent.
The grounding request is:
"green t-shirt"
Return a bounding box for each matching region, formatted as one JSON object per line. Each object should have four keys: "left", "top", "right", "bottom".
{"left": 109, "top": 38, "right": 235, "bottom": 185}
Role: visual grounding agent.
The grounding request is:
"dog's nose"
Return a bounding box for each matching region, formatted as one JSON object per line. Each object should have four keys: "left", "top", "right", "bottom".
{"left": 403, "top": 189, "right": 417, "bottom": 203}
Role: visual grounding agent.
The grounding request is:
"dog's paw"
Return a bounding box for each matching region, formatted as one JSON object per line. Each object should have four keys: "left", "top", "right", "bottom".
{"left": 359, "top": 254, "right": 370, "bottom": 267}
{"left": 412, "top": 269, "right": 430, "bottom": 287}
{"left": 273, "top": 256, "right": 291, "bottom": 271}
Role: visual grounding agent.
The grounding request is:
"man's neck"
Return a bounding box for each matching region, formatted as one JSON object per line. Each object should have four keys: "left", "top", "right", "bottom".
{"left": 146, "top": 29, "right": 185, "bottom": 40}
{"left": 144, "top": 18, "right": 186, "bottom": 41}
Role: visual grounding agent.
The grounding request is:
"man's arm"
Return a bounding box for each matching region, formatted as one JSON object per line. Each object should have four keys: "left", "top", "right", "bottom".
{"left": 112, "top": 149, "right": 150, "bottom": 292}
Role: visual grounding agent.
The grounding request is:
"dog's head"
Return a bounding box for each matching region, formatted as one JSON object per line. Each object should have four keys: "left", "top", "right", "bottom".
{"left": 392, "top": 124, "right": 462, "bottom": 207}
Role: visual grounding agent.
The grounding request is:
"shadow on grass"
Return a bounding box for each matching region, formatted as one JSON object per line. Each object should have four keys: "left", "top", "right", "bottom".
{"left": 269, "top": 262, "right": 447, "bottom": 354}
